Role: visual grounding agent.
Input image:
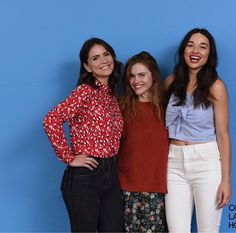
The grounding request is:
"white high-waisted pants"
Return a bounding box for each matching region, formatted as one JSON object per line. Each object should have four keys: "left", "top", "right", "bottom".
{"left": 165, "top": 142, "right": 222, "bottom": 233}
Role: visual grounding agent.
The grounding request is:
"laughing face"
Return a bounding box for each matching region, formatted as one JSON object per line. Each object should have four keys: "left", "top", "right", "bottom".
{"left": 83, "top": 44, "right": 114, "bottom": 84}
{"left": 129, "top": 63, "right": 153, "bottom": 102}
{"left": 184, "top": 32, "right": 210, "bottom": 72}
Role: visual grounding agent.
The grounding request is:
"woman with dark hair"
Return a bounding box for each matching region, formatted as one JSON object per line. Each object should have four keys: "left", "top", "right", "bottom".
{"left": 164, "top": 28, "right": 231, "bottom": 232}
{"left": 43, "top": 38, "right": 123, "bottom": 232}
{"left": 118, "top": 51, "right": 169, "bottom": 232}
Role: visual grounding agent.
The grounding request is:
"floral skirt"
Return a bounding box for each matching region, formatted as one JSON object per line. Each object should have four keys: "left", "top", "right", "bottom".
{"left": 122, "top": 191, "right": 167, "bottom": 233}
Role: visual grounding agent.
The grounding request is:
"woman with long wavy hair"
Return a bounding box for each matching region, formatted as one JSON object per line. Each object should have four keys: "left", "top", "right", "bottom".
{"left": 118, "top": 51, "right": 169, "bottom": 232}
{"left": 164, "top": 28, "right": 231, "bottom": 233}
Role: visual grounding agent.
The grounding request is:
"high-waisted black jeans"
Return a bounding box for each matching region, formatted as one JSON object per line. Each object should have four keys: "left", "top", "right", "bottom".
{"left": 61, "top": 156, "right": 123, "bottom": 232}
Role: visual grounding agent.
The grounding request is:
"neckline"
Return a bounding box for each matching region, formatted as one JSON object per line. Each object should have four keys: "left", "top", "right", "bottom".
{"left": 137, "top": 101, "right": 151, "bottom": 104}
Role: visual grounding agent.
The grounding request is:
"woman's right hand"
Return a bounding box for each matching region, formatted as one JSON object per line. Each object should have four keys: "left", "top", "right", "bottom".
{"left": 69, "top": 154, "right": 99, "bottom": 170}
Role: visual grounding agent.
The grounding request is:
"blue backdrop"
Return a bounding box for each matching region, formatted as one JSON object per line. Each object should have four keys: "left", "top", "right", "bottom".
{"left": 0, "top": 0, "right": 235, "bottom": 232}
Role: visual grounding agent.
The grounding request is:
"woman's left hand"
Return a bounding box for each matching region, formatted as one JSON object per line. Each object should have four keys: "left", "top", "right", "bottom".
{"left": 217, "top": 181, "right": 231, "bottom": 208}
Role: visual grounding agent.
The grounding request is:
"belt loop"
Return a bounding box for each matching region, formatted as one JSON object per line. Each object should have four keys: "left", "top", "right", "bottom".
{"left": 193, "top": 144, "right": 197, "bottom": 155}
{"left": 169, "top": 143, "right": 174, "bottom": 154}
{"left": 113, "top": 156, "right": 117, "bottom": 164}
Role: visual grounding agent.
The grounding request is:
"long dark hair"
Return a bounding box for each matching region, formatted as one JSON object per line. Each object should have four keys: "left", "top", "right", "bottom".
{"left": 120, "top": 51, "right": 164, "bottom": 121}
{"left": 78, "top": 37, "right": 122, "bottom": 96}
{"left": 168, "top": 28, "right": 218, "bottom": 108}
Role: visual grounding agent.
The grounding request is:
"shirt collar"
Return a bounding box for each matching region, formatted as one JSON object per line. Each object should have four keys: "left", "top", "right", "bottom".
{"left": 95, "top": 79, "right": 109, "bottom": 92}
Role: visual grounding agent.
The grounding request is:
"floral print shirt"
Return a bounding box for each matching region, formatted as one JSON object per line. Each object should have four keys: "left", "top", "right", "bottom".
{"left": 43, "top": 81, "right": 123, "bottom": 164}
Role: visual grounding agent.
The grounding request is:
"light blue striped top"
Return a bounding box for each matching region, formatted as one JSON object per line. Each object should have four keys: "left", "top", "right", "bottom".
{"left": 166, "top": 94, "right": 216, "bottom": 142}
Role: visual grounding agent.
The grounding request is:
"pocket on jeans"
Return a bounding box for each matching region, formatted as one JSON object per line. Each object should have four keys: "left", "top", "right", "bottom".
{"left": 60, "top": 169, "right": 69, "bottom": 191}
{"left": 168, "top": 149, "right": 175, "bottom": 160}
{"left": 196, "top": 147, "right": 221, "bottom": 161}
{"left": 71, "top": 164, "right": 103, "bottom": 178}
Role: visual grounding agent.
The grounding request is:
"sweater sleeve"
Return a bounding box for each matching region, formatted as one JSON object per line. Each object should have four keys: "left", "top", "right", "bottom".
{"left": 43, "top": 85, "right": 91, "bottom": 164}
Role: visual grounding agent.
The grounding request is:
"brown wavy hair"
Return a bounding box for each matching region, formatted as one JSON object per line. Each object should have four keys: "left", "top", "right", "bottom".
{"left": 120, "top": 51, "right": 164, "bottom": 122}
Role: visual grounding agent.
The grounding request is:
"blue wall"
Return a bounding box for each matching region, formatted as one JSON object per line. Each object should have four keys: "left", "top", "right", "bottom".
{"left": 0, "top": 0, "right": 235, "bottom": 232}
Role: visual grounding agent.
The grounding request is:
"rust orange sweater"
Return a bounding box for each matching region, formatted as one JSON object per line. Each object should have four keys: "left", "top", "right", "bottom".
{"left": 118, "top": 102, "right": 169, "bottom": 193}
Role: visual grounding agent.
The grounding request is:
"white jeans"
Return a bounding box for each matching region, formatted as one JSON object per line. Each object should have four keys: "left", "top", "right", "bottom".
{"left": 165, "top": 142, "right": 222, "bottom": 233}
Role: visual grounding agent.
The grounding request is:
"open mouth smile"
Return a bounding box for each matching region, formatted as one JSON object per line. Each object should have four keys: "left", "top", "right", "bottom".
{"left": 189, "top": 55, "right": 201, "bottom": 63}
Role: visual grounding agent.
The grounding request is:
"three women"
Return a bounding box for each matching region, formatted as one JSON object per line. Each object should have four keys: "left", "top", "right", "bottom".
{"left": 44, "top": 29, "right": 231, "bottom": 233}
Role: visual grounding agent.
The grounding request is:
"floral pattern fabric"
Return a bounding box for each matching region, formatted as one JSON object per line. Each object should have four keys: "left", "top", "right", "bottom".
{"left": 123, "top": 191, "right": 167, "bottom": 233}
{"left": 43, "top": 81, "right": 123, "bottom": 164}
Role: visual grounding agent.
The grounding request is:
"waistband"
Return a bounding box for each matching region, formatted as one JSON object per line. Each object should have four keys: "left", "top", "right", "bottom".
{"left": 93, "top": 156, "right": 117, "bottom": 163}
{"left": 169, "top": 141, "right": 221, "bottom": 161}
{"left": 68, "top": 155, "right": 117, "bottom": 168}
{"left": 170, "top": 141, "right": 217, "bottom": 149}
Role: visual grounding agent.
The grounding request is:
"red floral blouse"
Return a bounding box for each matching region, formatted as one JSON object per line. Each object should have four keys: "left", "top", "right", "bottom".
{"left": 43, "top": 81, "right": 123, "bottom": 164}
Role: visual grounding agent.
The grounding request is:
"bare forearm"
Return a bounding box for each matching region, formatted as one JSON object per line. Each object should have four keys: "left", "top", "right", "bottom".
{"left": 217, "top": 133, "right": 231, "bottom": 183}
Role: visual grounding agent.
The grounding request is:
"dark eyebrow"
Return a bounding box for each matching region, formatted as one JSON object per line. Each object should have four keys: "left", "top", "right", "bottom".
{"left": 89, "top": 50, "right": 109, "bottom": 60}
{"left": 130, "top": 72, "right": 147, "bottom": 77}
{"left": 90, "top": 54, "right": 100, "bottom": 59}
{"left": 188, "top": 40, "right": 209, "bottom": 47}
{"left": 88, "top": 54, "right": 101, "bottom": 62}
{"left": 200, "top": 42, "right": 209, "bottom": 47}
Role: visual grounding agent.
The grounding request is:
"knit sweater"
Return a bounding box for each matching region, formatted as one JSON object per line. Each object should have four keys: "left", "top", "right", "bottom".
{"left": 118, "top": 102, "right": 169, "bottom": 193}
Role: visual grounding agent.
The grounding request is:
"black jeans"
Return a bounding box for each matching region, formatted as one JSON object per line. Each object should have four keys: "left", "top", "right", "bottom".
{"left": 61, "top": 156, "right": 123, "bottom": 232}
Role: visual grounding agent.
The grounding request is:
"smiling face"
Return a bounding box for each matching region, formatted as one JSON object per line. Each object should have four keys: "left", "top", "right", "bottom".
{"left": 129, "top": 63, "right": 153, "bottom": 102}
{"left": 184, "top": 32, "right": 210, "bottom": 73}
{"left": 83, "top": 44, "right": 114, "bottom": 84}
